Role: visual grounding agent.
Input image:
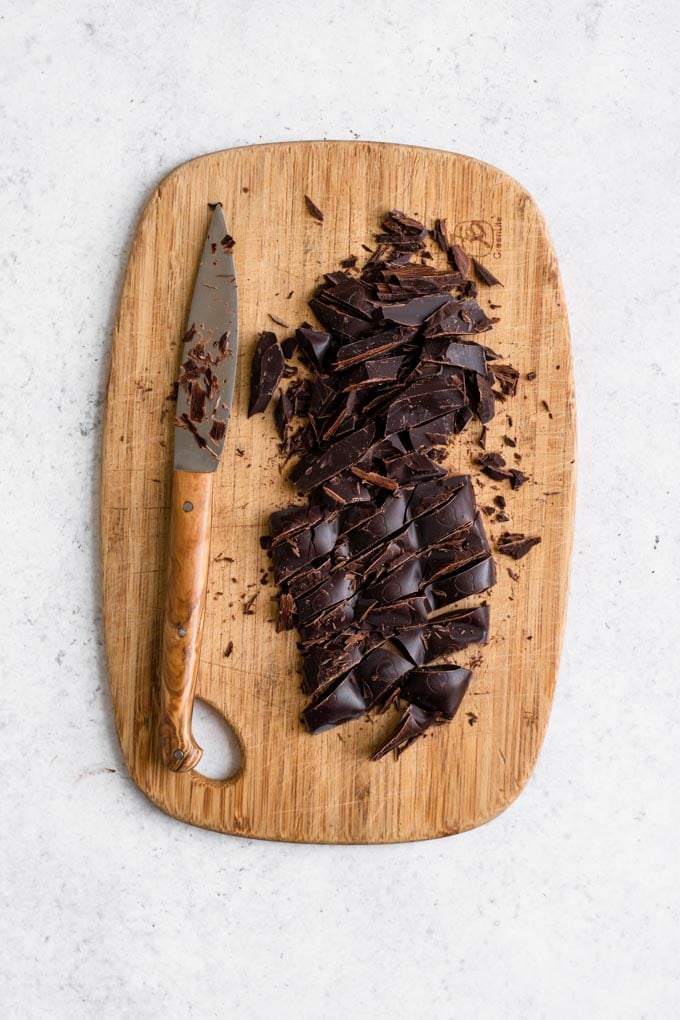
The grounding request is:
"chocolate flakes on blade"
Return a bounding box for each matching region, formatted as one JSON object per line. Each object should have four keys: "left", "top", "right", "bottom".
{"left": 251, "top": 207, "right": 531, "bottom": 760}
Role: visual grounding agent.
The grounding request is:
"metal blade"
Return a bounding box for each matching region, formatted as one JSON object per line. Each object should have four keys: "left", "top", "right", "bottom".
{"left": 174, "top": 204, "right": 238, "bottom": 472}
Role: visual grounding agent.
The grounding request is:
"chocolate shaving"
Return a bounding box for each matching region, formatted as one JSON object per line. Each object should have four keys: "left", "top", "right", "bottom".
{"left": 304, "top": 195, "right": 324, "bottom": 221}
{"left": 277, "top": 593, "right": 295, "bottom": 632}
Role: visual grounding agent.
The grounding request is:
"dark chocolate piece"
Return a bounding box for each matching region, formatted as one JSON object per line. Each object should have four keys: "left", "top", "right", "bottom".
{"left": 448, "top": 244, "right": 471, "bottom": 279}
{"left": 371, "top": 704, "right": 443, "bottom": 760}
{"left": 351, "top": 646, "right": 414, "bottom": 707}
{"left": 248, "top": 331, "right": 285, "bottom": 416}
{"left": 496, "top": 532, "right": 541, "bottom": 559}
{"left": 304, "top": 195, "right": 324, "bottom": 221}
{"left": 493, "top": 363, "right": 519, "bottom": 397}
{"left": 472, "top": 258, "right": 502, "bottom": 287}
{"left": 302, "top": 674, "right": 367, "bottom": 734}
{"left": 400, "top": 665, "right": 472, "bottom": 717}
{"left": 383, "top": 294, "right": 451, "bottom": 326}
{"left": 426, "top": 555, "right": 497, "bottom": 609}
{"left": 294, "top": 423, "right": 377, "bottom": 493}
{"left": 295, "top": 326, "right": 334, "bottom": 372}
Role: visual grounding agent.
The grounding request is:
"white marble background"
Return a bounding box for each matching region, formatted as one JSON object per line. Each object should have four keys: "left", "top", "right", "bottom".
{"left": 2, "top": 1, "right": 679, "bottom": 1017}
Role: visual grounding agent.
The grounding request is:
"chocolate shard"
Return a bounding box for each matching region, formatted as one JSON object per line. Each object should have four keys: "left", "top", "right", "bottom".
{"left": 274, "top": 388, "right": 294, "bottom": 439}
{"left": 493, "top": 363, "right": 520, "bottom": 397}
{"left": 472, "top": 258, "right": 503, "bottom": 287}
{"left": 469, "top": 370, "right": 497, "bottom": 424}
{"left": 383, "top": 294, "right": 451, "bottom": 326}
{"left": 381, "top": 209, "right": 428, "bottom": 239}
{"left": 342, "top": 355, "right": 406, "bottom": 390}
{"left": 269, "top": 504, "right": 324, "bottom": 544}
{"left": 448, "top": 244, "right": 471, "bottom": 278}
{"left": 385, "top": 378, "right": 466, "bottom": 433}
{"left": 400, "top": 665, "right": 472, "bottom": 717}
{"left": 302, "top": 674, "right": 367, "bottom": 734}
{"left": 351, "top": 646, "right": 414, "bottom": 708}
{"left": 293, "top": 422, "right": 377, "bottom": 493}
{"left": 496, "top": 532, "right": 541, "bottom": 559}
{"left": 393, "top": 605, "right": 490, "bottom": 664}
{"left": 249, "top": 331, "right": 285, "bottom": 416}
{"left": 371, "top": 704, "right": 443, "bottom": 760}
{"left": 301, "top": 640, "right": 366, "bottom": 695}
{"left": 304, "top": 195, "right": 324, "bottom": 221}
{"left": 384, "top": 451, "right": 446, "bottom": 485}
{"left": 333, "top": 326, "right": 414, "bottom": 369}
{"left": 421, "top": 339, "right": 487, "bottom": 375}
{"left": 432, "top": 218, "right": 450, "bottom": 253}
{"left": 309, "top": 298, "right": 373, "bottom": 340}
{"left": 296, "top": 326, "right": 334, "bottom": 372}
{"left": 426, "top": 555, "right": 497, "bottom": 609}
{"left": 422, "top": 299, "right": 497, "bottom": 338}
{"left": 294, "top": 572, "right": 359, "bottom": 625}
{"left": 317, "top": 474, "right": 371, "bottom": 506}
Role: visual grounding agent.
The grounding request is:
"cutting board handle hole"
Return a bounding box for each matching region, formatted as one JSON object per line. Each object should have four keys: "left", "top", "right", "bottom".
{"left": 191, "top": 697, "right": 243, "bottom": 781}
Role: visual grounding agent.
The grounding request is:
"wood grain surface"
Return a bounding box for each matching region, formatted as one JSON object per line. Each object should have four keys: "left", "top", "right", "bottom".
{"left": 101, "top": 141, "right": 575, "bottom": 843}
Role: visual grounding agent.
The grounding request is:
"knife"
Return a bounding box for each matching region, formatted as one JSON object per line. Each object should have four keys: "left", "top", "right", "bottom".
{"left": 159, "top": 203, "right": 238, "bottom": 772}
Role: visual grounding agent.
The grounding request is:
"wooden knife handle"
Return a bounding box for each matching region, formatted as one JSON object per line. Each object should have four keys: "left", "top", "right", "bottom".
{"left": 160, "top": 469, "right": 213, "bottom": 772}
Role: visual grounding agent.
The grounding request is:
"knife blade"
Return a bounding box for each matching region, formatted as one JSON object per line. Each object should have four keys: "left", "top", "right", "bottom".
{"left": 160, "top": 204, "right": 238, "bottom": 772}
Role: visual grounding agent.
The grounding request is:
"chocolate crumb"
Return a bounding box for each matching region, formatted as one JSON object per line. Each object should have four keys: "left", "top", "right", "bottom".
{"left": 507, "top": 568, "right": 520, "bottom": 582}
{"left": 304, "top": 195, "right": 324, "bottom": 222}
{"left": 269, "top": 313, "right": 290, "bottom": 328}
{"left": 243, "top": 592, "right": 259, "bottom": 615}
{"left": 526, "top": 371, "right": 537, "bottom": 381}
{"left": 466, "top": 712, "right": 478, "bottom": 726}
{"left": 224, "top": 641, "right": 234, "bottom": 657}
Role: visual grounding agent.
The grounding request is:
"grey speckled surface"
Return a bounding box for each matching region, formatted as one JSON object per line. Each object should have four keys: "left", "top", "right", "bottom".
{"left": 1, "top": 1, "right": 679, "bottom": 1018}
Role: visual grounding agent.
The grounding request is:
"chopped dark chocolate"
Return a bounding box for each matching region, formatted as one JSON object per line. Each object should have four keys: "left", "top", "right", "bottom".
{"left": 371, "top": 704, "right": 444, "bottom": 760}
{"left": 400, "top": 665, "right": 472, "bottom": 717}
{"left": 251, "top": 206, "right": 530, "bottom": 762}
{"left": 448, "top": 244, "right": 471, "bottom": 279}
{"left": 496, "top": 532, "right": 541, "bottom": 560}
{"left": 472, "top": 258, "right": 502, "bottom": 287}
{"left": 249, "top": 331, "right": 285, "bottom": 416}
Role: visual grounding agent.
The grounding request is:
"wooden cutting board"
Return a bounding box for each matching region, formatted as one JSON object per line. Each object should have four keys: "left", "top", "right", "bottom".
{"left": 101, "top": 141, "right": 575, "bottom": 843}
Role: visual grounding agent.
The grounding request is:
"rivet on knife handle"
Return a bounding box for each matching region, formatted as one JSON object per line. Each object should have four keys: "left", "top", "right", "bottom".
{"left": 160, "top": 470, "right": 213, "bottom": 771}
{"left": 158, "top": 203, "right": 238, "bottom": 772}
